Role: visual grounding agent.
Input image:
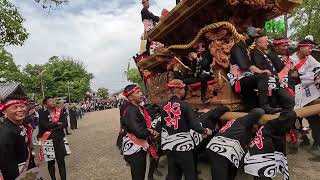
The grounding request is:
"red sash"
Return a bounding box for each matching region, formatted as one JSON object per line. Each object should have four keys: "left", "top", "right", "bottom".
{"left": 140, "top": 106, "right": 151, "bottom": 128}
{"left": 38, "top": 108, "right": 62, "bottom": 161}
{"left": 286, "top": 129, "right": 298, "bottom": 145}
{"left": 295, "top": 57, "right": 307, "bottom": 71}
{"left": 278, "top": 57, "right": 291, "bottom": 80}
{"left": 286, "top": 87, "right": 295, "bottom": 96}
{"left": 140, "top": 106, "right": 158, "bottom": 159}
{"left": 126, "top": 105, "right": 158, "bottom": 159}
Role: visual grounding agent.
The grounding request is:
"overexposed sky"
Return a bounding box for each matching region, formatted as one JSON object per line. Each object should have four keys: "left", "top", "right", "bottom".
{"left": 7, "top": 0, "right": 175, "bottom": 92}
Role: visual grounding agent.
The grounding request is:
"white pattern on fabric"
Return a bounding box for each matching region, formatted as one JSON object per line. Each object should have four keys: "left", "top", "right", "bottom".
{"left": 280, "top": 77, "right": 289, "bottom": 88}
{"left": 122, "top": 135, "right": 145, "bottom": 155}
{"left": 42, "top": 137, "right": 71, "bottom": 162}
{"left": 206, "top": 136, "right": 245, "bottom": 168}
{"left": 189, "top": 129, "right": 204, "bottom": 146}
{"left": 144, "top": 20, "right": 154, "bottom": 32}
{"left": 18, "top": 162, "right": 26, "bottom": 172}
{"left": 268, "top": 77, "right": 278, "bottom": 90}
{"left": 227, "top": 64, "right": 254, "bottom": 86}
{"left": 244, "top": 151, "right": 289, "bottom": 180}
{"left": 161, "top": 128, "right": 194, "bottom": 151}
{"left": 290, "top": 53, "right": 320, "bottom": 108}
{"left": 151, "top": 116, "right": 161, "bottom": 129}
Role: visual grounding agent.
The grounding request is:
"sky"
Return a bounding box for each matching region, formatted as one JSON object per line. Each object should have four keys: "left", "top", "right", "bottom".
{"left": 6, "top": 0, "right": 175, "bottom": 93}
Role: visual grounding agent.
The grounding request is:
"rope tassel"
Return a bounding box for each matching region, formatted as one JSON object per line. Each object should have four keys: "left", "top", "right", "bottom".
{"left": 167, "top": 21, "right": 244, "bottom": 50}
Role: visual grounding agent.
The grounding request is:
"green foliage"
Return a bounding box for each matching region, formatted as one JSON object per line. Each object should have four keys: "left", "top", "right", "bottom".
{"left": 41, "top": 56, "right": 94, "bottom": 102}
{"left": 126, "top": 68, "right": 143, "bottom": 84}
{"left": 126, "top": 68, "right": 145, "bottom": 92}
{"left": 21, "top": 64, "right": 45, "bottom": 100}
{"left": 0, "top": 50, "right": 93, "bottom": 104}
{"left": 0, "top": 47, "right": 23, "bottom": 82}
{"left": 17, "top": 56, "right": 93, "bottom": 102}
{"left": 289, "top": 0, "right": 320, "bottom": 42}
{"left": 0, "top": 0, "right": 29, "bottom": 46}
{"left": 97, "top": 87, "right": 109, "bottom": 99}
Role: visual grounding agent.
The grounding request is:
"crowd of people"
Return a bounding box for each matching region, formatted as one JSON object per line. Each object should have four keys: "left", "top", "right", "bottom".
{"left": 0, "top": 95, "right": 124, "bottom": 180}
{"left": 115, "top": 1, "right": 320, "bottom": 180}
{"left": 80, "top": 99, "right": 125, "bottom": 112}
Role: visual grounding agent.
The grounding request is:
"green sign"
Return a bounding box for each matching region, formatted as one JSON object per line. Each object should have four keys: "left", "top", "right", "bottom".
{"left": 265, "top": 20, "right": 285, "bottom": 33}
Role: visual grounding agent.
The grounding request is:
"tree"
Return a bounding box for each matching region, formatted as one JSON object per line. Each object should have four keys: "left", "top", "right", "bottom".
{"left": 0, "top": 0, "right": 29, "bottom": 46}
{"left": 1, "top": 55, "right": 93, "bottom": 102}
{"left": 289, "top": 0, "right": 320, "bottom": 42}
{"left": 97, "top": 87, "right": 109, "bottom": 99}
{"left": 21, "top": 64, "right": 45, "bottom": 100}
{"left": 0, "top": 47, "right": 23, "bottom": 82}
{"left": 126, "top": 68, "right": 145, "bottom": 91}
{"left": 41, "top": 56, "right": 94, "bottom": 102}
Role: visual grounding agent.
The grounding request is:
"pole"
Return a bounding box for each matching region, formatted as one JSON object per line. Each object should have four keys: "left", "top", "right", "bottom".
{"left": 283, "top": 14, "right": 288, "bottom": 38}
{"left": 224, "top": 104, "right": 320, "bottom": 124}
{"left": 200, "top": 103, "right": 320, "bottom": 124}
{"left": 40, "top": 70, "right": 45, "bottom": 99}
{"left": 67, "top": 81, "right": 71, "bottom": 103}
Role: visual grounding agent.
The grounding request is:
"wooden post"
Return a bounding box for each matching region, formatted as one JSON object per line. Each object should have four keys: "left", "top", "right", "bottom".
{"left": 283, "top": 14, "right": 288, "bottom": 38}
{"left": 201, "top": 103, "right": 320, "bottom": 124}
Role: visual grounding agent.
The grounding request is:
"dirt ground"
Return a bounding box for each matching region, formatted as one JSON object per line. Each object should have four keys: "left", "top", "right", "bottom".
{"left": 37, "top": 109, "right": 320, "bottom": 180}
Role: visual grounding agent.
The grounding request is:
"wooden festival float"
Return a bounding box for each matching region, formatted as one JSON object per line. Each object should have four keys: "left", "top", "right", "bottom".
{"left": 135, "top": 0, "right": 320, "bottom": 121}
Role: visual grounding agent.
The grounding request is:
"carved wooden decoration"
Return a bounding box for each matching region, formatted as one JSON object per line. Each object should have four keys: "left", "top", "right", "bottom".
{"left": 138, "top": 0, "right": 302, "bottom": 110}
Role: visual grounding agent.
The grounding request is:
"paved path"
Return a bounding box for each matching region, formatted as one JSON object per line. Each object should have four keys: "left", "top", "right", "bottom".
{"left": 39, "top": 109, "right": 320, "bottom": 180}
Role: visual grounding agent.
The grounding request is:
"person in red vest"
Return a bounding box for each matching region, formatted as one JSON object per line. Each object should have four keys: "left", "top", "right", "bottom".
{"left": 251, "top": 34, "right": 295, "bottom": 110}
{"left": 38, "top": 97, "right": 70, "bottom": 180}
{"left": 290, "top": 40, "right": 320, "bottom": 160}
{"left": 121, "top": 84, "right": 159, "bottom": 180}
{"left": 156, "top": 79, "right": 213, "bottom": 180}
{"left": 228, "top": 27, "right": 281, "bottom": 114}
{"left": 0, "top": 95, "right": 35, "bottom": 180}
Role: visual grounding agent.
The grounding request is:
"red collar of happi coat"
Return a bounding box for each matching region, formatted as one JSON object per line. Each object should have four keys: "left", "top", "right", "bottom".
{"left": 139, "top": 105, "right": 152, "bottom": 128}
{"left": 38, "top": 107, "right": 62, "bottom": 162}
{"left": 48, "top": 107, "right": 62, "bottom": 123}
{"left": 295, "top": 56, "right": 308, "bottom": 71}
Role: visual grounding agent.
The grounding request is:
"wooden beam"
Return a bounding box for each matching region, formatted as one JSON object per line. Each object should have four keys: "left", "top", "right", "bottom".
{"left": 146, "top": 0, "right": 212, "bottom": 41}
{"left": 200, "top": 103, "right": 320, "bottom": 124}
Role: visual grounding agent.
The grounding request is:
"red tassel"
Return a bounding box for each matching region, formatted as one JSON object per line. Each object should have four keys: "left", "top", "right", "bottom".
{"left": 235, "top": 80, "right": 241, "bottom": 93}
{"left": 287, "top": 87, "right": 295, "bottom": 96}
{"left": 148, "top": 145, "right": 158, "bottom": 160}
{"left": 286, "top": 129, "right": 298, "bottom": 144}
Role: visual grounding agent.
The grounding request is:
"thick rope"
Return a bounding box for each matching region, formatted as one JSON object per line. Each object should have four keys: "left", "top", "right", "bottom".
{"left": 167, "top": 21, "right": 245, "bottom": 50}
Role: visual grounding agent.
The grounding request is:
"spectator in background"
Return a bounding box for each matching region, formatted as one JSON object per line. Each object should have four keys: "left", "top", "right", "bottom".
{"left": 69, "top": 104, "right": 78, "bottom": 130}
{"left": 27, "top": 103, "right": 40, "bottom": 145}
{"left": 62, "top": 103, "right": 71, "bottom": 135}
